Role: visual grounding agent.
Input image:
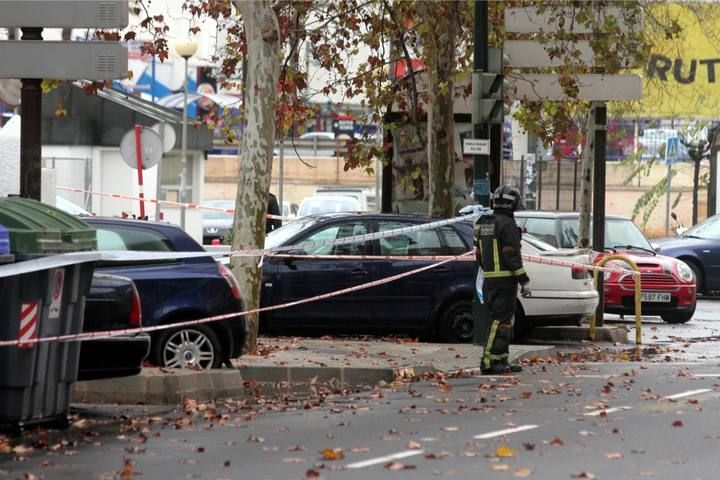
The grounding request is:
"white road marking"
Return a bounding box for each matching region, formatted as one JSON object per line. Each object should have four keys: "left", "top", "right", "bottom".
{"left": 584, "top": 406, "right": 632, "bottom": 417}
{"left": 473, "top": 424, "right": 539, "bottom": 439}
{"left": 690, "top": 373, "right": 720, "bottom": 378}
{"left": 346, "top": 450, "right": 424, "bottom": 469}
{"left": 663, "top": 388, "right": 712, "bottom": 400}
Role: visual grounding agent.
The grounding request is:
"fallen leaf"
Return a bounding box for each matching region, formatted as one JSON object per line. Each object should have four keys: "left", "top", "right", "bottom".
{"left": 514, "top": 467, "right": 533, "bottom": 477}
{"left": 631, "top": 448, "right": 646, "bottom": 454}
{"left": 282, "top": 457, "right": 306, "bottom": 463}
{"left": 522, "top": 442, "right": 535, "bottom": 451}
{"left": 407, "top": 441, "right": 422, "bottom": 450}
{"left": 351, "top": 447, "right": 370, "bottom": 453}
{"left": 605, "top": 452, "right": 623, "bottom": 459}
{"left": 439, "top": 384, "right": 452, "bottom": 393}
{"left": 490, "top": 464, "right": 510, "bottom": 471}
{"left": 521, "top": 392, "right": 533, "bottom": 399}
{"left": 672, "top": 420, "right": 684, "bottom": 427}
{"left": 247, "top": 435, "right": 265, "bottom": 443}
{"left": 224, "top": 460, "right": 231, "bottom": 467}
{"left": 495, "top": 444, "right": 516, "bottom": 457}
{"left": 306, "top": 469, "right": 320, "bottom": 478}
{"left": 442, "top": 426, "right": 459, "bottom": 432}
{"left": 572, "top": 472, "right": 596, "bottom": 479}
{"left": 119, "top": 458, "right": 135, "bottom": 478}
{"left": 550, "top": 437, "right": 564, "bottom": 446}
{"left": 320, "top": 448, "right": 344, "bottom": 461}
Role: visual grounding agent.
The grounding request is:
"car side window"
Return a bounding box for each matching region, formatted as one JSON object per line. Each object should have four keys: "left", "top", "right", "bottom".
{"left": 301, "top": 222, "right": 370, "bottom": 255}
{"left": 522, "top": 218, "right": 558, "bottom": 247}
{"left": 95, "top": 226, "right": 174, "bottom": 252}
{"left": 440, "top": 227, "right": 469, "bottom": 255}
{"left": 379, "top": 222, "right": 445, "bottom": 256}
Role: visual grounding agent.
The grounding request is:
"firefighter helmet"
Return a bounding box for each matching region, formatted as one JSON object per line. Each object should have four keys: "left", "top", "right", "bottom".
{"left": 491, "top": 185, "right": 523, "bottom": 211}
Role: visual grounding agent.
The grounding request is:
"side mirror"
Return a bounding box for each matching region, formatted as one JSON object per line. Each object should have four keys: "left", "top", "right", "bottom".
{"left": 652, "top": 244, "right": 662, "bottom": 253}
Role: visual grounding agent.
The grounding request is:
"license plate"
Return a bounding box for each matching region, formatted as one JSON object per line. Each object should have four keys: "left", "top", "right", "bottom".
{"left": 641, "top": 292, "right": 671, "bottom": 303}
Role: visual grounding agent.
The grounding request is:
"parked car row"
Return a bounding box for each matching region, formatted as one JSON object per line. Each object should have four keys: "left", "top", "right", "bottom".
{"left": 69, "top": 205, "right": 704, "bottom": 381}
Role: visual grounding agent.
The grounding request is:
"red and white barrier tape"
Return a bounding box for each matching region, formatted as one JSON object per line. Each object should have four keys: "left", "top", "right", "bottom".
{"left": 0, "top": 252, "right": 473, "bottom": 348}
{"left": 57, "top": 186, "right": 288, "bottom": 222}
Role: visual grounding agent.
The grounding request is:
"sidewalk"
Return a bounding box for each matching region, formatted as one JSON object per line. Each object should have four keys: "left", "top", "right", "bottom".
{"left": 72, "top": 326, "right": 626, "bottom": 405}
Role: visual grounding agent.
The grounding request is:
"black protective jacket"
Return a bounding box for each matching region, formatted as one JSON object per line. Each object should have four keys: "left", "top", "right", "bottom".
{"left": 473, "top": 209, "right": 529, "bottom": 286}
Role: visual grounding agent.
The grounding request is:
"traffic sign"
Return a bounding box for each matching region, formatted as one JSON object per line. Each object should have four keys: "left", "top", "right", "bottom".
{"left": 464, "top": 138, "right": 490, "bottom": 156}
{"left": 0, "top": 1, "right": 128, "bottom": 28}
{"left": 0, "top": 41, "right": 127, "bottom": 80}
{"left": 665, "top": 137, "right": 681, "bottom": 165}
{"left": 507, "top": 74, "right": 642, "bottom": 101}
{"left": 505, "top": 6, "right": 639, "bottom": 34}
{"left": 120, "top": 127, "right": 163, "bottom": 170}
{"left": 504, "top": 40, "right": 636, "bottom": 69}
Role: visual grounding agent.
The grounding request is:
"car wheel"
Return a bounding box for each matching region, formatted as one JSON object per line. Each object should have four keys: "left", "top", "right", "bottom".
{"left": 153, "top": 324, "right": 223, "bottom": 369}
{"left": 684, "top": 260, "right": 704, "bottom": 295}
{"left": 513, "top": 302, "right": 533, "bottom": 339}
{"left": 438, "top": 299, "right": 473, "bottom": 343}
{"left": 661, "top": 308, "right": 695, "bottom": 324}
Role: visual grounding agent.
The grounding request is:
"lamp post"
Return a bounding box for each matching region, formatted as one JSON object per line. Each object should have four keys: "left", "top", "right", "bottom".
{"left": 175, "top": 37, "right": 198, "bottom": 229}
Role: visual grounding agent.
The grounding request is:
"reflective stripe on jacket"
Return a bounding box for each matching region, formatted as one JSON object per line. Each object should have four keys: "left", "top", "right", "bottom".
{"left": 473, "top": 211, "right": 529, "bottom": 285}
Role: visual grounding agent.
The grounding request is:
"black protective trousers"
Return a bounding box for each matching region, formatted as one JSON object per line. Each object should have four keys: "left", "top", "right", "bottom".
{"left": 482, "top": 281, "right": 517, "bottom": 371}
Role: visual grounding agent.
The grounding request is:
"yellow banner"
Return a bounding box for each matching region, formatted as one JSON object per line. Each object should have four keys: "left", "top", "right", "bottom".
{"left": 638, "top": 3, "right": 720, "bottom": 117}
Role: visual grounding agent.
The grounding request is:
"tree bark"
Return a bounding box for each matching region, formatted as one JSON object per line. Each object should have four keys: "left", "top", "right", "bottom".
{"left": 231, "top": 0, "right": 280, "bottom": 353}
{"left": 577, "top": 104, "right": 595, "bottom": 248}
{"left": 418, "top": 1, "right": 459, "bottom": 218}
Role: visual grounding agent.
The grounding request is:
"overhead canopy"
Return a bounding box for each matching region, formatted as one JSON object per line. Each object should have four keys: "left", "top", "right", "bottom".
{"left": 41, "top": 83, "right": 212, "bottom": 150}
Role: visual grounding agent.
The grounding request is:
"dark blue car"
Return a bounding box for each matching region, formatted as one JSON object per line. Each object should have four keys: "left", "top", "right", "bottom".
{"left": 83, "top": 217, "right": 246, "bottom": 369}
{"left": 260, "top": 213, "right": 476, "bottom": 342}
{"left": 653, "top": 214, "right": 720, "bottom": 296}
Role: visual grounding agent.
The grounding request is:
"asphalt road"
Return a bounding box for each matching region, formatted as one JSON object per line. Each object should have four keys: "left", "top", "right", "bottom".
{"left": 3, "top": 299, "right": 720, "bottom": 480}
{"left": 2, "top": 361, "right": 720, "bottom": 480}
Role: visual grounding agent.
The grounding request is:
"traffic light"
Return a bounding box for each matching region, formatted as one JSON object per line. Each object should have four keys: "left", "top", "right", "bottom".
{"left": 472, "top": 48, "right": 511, "bottom": 125}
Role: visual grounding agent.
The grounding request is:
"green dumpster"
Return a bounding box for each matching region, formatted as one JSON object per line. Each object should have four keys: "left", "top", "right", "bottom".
{"left": 0, "top": 197, "right": 96, "bottom": 430}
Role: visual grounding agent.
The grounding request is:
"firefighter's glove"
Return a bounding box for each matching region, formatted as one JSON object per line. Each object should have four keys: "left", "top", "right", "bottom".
{"left": 520, "top": 282, "right": 532, "bottom": 298}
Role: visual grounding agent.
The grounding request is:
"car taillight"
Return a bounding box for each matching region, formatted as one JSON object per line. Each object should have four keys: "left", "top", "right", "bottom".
{"left": 571, "top": 266, "right": 589, "bottom": 279}
{"left": 219, "top": 263, "right": 242, "bottom": 299}
{"left": 129, "top": 286, "right": 142, "bottom": 327}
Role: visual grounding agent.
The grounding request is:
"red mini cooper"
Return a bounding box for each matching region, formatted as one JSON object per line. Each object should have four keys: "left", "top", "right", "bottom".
{"left": 516, "top": 212, "right": 696, "bottom": 324}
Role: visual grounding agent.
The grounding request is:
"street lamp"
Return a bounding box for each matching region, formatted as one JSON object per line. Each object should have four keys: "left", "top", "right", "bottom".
{"left": 175, "top": 37, "right": 198, "bottom": 229}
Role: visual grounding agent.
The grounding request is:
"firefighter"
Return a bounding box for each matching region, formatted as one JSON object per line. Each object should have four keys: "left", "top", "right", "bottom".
{"left": 474, "top": 185, "right": 531, "bottom": 375}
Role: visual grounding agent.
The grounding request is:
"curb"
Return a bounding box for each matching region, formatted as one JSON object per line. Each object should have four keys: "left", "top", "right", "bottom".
{"left": 527, "top": 326, "right": 629, "bottom": 344}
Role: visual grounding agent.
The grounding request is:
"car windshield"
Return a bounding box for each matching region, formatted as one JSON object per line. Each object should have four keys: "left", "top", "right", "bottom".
{"left": 265, "top": 217, "right": 321, "bottom": 250}
{"left": 558, "top": 218, "right": 653, "bottom": 251}
{"left": 523, "top": 233, "right": 557, "bottom": 252}
{"left": 682, "top": 214, "right": 720, "bottom": 239}
{"left": 202, "top": 201, "right": 234, "bottom": 220}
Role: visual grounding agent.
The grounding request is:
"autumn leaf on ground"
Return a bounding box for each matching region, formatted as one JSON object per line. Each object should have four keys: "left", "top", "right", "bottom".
{"left": 489, "top": 463, "right": 510, "bottom": 471}
{"left": 182, "top": 397, "right": 198, "bottom": 414}
{"left": 320, "top": 448, "right": 344, "bottom": 460}
{"left": 407, "top": 441, "right": 422, "bottom": 449}
{"left": 523, "top": 442, "right": 535, "bottom": 450}
{"left": 385, "top": 462, "right": 416, "bottom": 470}
{"left": 605, "top": 452, "right": 623, "bottom": 459}
{"left": 572, "top": 472, "right": 596, "bottom": 479}
{"left": 550, "top": 437, "right": 564, "bottom": 446}
{"left": 495, "top": 444, "right": 516, "bottom": 457}
{"left": 119, "top": 458, "right": 136, "bottom": 478}
{"left": 442, "top": 426, "right": 459, "bottom": 432}
{"left": 521, "top": 391, "right": 533, "bottom": 399}
{"left": 514, "top": 467, "right": 533, "bottom": 477}
{"left": 305, "top": 469, "right": 321, "bottom": 478}
{"left": 438, "top": 384, "right": 452, "bottom": 393}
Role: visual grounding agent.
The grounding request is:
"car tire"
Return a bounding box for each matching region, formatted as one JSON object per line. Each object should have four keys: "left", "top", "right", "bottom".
{"left": 684, "top": 260, "right": 704, "bottom": 295}
{"left": 661, "top": 308, "right": 695, "bottom": 324}
{"left": 513, "top": 302, "right": 534, "bottom": 339}
{"left": 437, "top": 299, "right": 474, "bottom": 343}
{"left": 152, "top": 324, "right": 224, "bottom": 369}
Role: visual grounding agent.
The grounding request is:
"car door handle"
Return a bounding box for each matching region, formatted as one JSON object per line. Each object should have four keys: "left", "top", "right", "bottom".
{"left": 351, "top": 268, "right": 368, "bottom": 276}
